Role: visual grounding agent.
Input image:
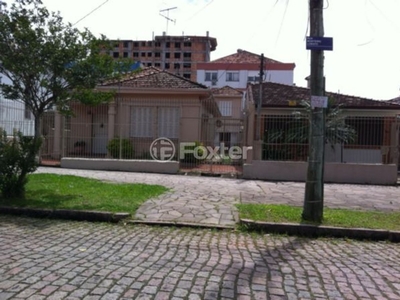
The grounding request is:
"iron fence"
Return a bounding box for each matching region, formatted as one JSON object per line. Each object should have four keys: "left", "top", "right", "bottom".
{"left": 259, "top": 114, "right": 399, "bottom": 165}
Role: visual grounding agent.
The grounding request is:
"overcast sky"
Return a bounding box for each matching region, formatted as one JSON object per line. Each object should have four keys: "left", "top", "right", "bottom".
{"left": 40, "top": 0, "right": 400, "bottom": 100}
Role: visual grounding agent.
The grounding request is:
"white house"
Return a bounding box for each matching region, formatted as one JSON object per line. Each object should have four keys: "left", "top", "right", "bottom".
{"left": 0, "top": 74, "right": 34, "bottom": 136}
{"left": 196, "top": 49, "right": 295, "bottom": 90}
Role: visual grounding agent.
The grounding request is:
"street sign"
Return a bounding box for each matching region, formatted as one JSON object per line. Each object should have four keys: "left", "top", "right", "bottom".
{"left": 306, "top": 37, "right": 333, "bottom": 51}
{"left": 311, "top": 95, "right": 328, "bottom": 109}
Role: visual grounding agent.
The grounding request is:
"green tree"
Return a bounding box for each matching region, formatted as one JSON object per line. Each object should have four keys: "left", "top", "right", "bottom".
{"left": 0, "top": 0, "right": 132, "bottom": 140}
{"left": 288, "top": 99, "right": 357, "bottom": 146}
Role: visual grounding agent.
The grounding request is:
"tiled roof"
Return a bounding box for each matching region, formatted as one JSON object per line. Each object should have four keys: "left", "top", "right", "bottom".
{"left": 101, "top": 67, "right": 208, "bottom": 89}
{"left": 249, "top": 82, "right": 400, "bottom": 109}
{"left": 211, "top": 86, "right": 243, "bottom": 96}
{"left": 388, "top": 96, "right": 400, "bottom": 104}
{"left": 211, "top": 49, "right": 283, "bottom": 64}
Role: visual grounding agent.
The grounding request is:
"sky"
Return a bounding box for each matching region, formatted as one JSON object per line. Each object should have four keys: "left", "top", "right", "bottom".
{"left": 38, "top": 0, "right": 400, "bottom": 100}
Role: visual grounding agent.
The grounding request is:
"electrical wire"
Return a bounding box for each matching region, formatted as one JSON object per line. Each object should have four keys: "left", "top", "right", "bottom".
{"left": 185, "top": 0, "right": 215, "bottom": 22}
{"left": 275, "top": 0, "right": 289, "bottom": 47}
{"left": 72, "top": 0, "right": 110, "bottom": 26}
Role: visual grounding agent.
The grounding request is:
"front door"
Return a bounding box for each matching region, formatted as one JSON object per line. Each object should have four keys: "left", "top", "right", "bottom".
{"left": 92, "top": 114, "right": 108, "bottom": 155}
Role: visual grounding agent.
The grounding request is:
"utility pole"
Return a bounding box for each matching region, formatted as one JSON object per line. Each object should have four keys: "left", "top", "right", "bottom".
{"left": 255, "top": 53, "right": 264, "bottom": 141}
{"left": 302, "top": 0, "right": 325, "bottom": 222}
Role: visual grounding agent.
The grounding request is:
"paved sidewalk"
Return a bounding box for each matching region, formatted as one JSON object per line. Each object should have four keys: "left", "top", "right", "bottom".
{"left": 36, "top": 167, "right": 400, "bottom": 227}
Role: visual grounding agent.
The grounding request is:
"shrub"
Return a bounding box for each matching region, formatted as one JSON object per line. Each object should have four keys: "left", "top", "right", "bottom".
{"left": 0, "top": 130, "right": 42, "bottom": 199}
{"left": 107, "top": 138, "right": 134, "bottom": 159}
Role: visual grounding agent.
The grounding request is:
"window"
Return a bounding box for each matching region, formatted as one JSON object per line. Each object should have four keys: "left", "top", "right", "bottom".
{"left": 141, "top": 52, "right": 146, "bottom": 57}
{"left": 133, "top": 42, "right": 139, "bottom": 47}
{"left": 247, "top": 76, "right": 260, "bottom": 82}
{"left": 205, "top": 72, "right": 218, "bottom": 82}
{"left": 123, "top": 41, "right": 129, "bottom": 48}
{"left": 147, "top": 52, "right": 152, "bottom": 57}
{"left": 155, "top": 52, "right": 161, "bottom": 57}
{"left": 166, "top": 42, "right": 170, "bottom": 48}
{"left": 345, "top": 117, "right": 383, "bottom": 146}
{"left": 165, "top": 63, "right": 170, "bottom": 69}
{"left": 183, "top": 52, "right": 191, "bottom": 58}
{"left": 155, "top": 63, "right": 161, "bottom": 67}
{"left": 165, "top": 52, "right": 170, "bottom": 59}
{"left": 113, "top": 52, "right": 119, "bottom": 58}
{"left": 183, "top": 63, "right": 191, "bottom": 69}
{"left": 155, "top": 42, "right": 161, "bottom": 47}
{"left": 147, "top": 41, "right": 153, "bottom": 47}
{"left": 175, "top": 42, "right": 181, "bottom": 48}
{"left": 183, "top": 73, "right": 191, "bottom": 79}
{"left": 133, "top": 52, "right": 139, "bottom": 57}
{"left": 174, "top": 63, "right": 180, "bottom": 69}
{"left": 158, "top": 107, "right": 180, "bottom": 138}
{"left": 114, "top": 42, "right": 119, "bottom": 48}
{"left": 184, "top": 41, "right": 192, "bottom": 47}
{"left": 130, "top": 107, "right": 153, "bottom": 138}
{"left": 219, "top": 132, "right": 231, "bottom": 148}
{"left": 147, "top": 63, "right": 152, "bottom": 67}
{"left": 123, "top": 52, "right": 128, "bottom": 58}
{"left": 141, "top": 42, "right": 146, "bottom": 47}
{"left": 217, "top": 101, "right": 232, "bottom": 117}
{"left": 174, "top": 52, "right": 181, "bottom": 59}
{"left": 226, "top": 72, "right": 239, "bottom": 82}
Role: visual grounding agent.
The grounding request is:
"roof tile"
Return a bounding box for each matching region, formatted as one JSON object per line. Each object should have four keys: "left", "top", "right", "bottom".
{"left": 101, "top": 67, "right": 208, "bottom": 89}
{"left": 250, "top": 82, "right": 400, "bottom": 109}
{"left": 211, "top": 49, "right": 283, "bottom": 64}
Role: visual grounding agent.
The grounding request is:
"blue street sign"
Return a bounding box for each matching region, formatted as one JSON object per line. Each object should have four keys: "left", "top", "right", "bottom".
{"left": 306, "top": 37, "right": 333, "bottom": 51}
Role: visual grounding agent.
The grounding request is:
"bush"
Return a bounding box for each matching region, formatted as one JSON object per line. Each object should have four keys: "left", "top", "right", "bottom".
{"left": 0, "top": 130, "right": 42, "bottom": 199}
{"left": 107, "top": 138, "right": 134, "bottom": 159}
{"left": 181, "top": 141, "right": 205, "bottom": 164}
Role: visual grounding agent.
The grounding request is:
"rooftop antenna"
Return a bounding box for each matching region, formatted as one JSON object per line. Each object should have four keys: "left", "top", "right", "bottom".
{"left": 159, "top": 7, "right": 177, "bottom": 34}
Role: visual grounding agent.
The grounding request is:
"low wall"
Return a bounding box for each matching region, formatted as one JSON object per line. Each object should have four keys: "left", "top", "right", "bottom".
{"left": 243, "top": 161, "right": 398, "bottom": 185}
{"left": 61, "top": 158, "right": 179, "bottom": 174}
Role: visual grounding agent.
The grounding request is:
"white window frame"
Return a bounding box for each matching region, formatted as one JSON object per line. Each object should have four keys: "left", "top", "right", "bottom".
{"left": 205, "top": 72, "right": 218, "bottom": 82}
{"left": 226, "top": 72, "right": 239, "bottom": 82}
{"left": 218, "top": 101, "right": 232, "bottom": 117}
{"left": 130, "top": 107, "right": 153, "bottom": 138}
{"left": 158, "top": 107, "right": 180, "bottom": 139}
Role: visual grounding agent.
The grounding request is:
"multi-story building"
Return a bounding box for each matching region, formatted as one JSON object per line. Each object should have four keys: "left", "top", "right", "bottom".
{"left": 197, "top": 49, "right": 296, "bottom": 90}
{"left": 107, "top": 32, "right": 217, "bottom": 82}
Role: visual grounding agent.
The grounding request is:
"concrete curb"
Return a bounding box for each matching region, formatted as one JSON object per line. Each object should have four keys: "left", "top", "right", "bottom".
{"left": 128, "top": 219, "right": 233, "bottom": 230}
{"left": 0, "top": 206, "right": 131, "bottom": 223}
{"left": 240, "top": 219, "right": 400, "bottom": 242}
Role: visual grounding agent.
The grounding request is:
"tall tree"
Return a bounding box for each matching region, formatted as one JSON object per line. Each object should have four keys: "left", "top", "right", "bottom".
{"left": 0, "top": 0, "right": 131, "bottom": 140}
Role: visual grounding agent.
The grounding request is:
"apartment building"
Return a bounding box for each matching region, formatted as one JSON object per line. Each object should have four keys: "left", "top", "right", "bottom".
{"left": 197, "top": 49, "right": 296, "bottom": 90}
{"left": 108, "top": 32, "right": 217, "bottom": 82}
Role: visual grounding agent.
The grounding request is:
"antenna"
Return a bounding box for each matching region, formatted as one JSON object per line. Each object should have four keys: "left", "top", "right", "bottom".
{"left": 159, "top": 7, "right": 177, "bottom": 34}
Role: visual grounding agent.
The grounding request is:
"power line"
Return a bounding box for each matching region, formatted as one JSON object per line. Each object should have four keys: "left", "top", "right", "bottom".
{"left": 72, "top": 0, "right": 110, "bottom": 26}
{"left": 185, "top": 0, "right": 215, "bottom": 22}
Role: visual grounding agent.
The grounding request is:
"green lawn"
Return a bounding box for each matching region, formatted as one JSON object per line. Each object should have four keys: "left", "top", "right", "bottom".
{"left": 0, "top": 173, "right": 168, "bottom": 214}
{"left": 237, "top": 203, "right": 400, "bottom": 231}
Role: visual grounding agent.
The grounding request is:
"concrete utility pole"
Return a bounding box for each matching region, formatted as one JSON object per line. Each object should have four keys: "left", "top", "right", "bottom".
{"left": 302, "top": 0, "right": 325, "bottom": 222}
{"left": 255, "top": 53, "right": 264, "bottom": 141}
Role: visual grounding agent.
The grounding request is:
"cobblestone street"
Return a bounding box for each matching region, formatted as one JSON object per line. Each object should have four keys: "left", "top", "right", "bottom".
{"left": 1, "top": 216, "right": 400, "bottom": 300}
